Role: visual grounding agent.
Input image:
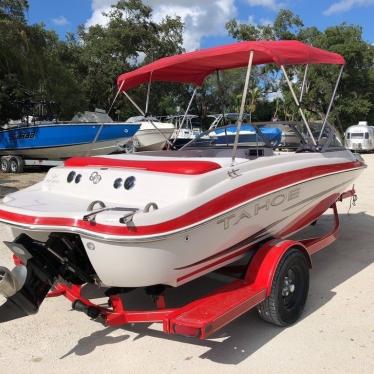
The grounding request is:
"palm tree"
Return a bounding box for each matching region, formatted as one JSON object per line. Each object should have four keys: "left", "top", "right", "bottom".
{"left": 235, "top": 86, "right": 261, "bottom": 123}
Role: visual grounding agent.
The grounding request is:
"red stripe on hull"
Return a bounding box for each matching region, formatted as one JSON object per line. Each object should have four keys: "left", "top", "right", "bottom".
{"left": 0, "top": 161, "right": 363, "bottom": 237}
{"left": 176, "top": 192, "right": 341, "bottom": 283}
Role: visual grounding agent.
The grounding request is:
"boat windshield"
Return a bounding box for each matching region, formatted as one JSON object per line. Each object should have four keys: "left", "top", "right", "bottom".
{"left": 180, "top": 121, "right": 343, "bottom": 152}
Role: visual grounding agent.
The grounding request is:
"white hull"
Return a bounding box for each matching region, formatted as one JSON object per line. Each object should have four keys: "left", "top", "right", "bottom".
{"left": 133, "top": 123, "right": 175, "bottom": 151}
{"left": 0, "top": 138, "right": 130, "bottom": 159}
{"left": 0, "top": 149, "right": 364, "bottom": 288}
{"left": 80, "top": 171, "right": 359, "bottom": 287}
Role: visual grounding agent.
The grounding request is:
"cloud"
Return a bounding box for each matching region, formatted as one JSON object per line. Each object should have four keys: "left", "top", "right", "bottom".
{"left": 52, "top": 16, "right": 69, "bottom": 26}
{"left": 323, "top": 0, "right": 374, "bottom": 15}
{"left": 85, "top": 0, "right": 237, "bottom": 51}
{"left": 246, "top": 0, "right": 280, "bottom": 11}
{"left": 260, "top": 18, "right": 273, "bottom": 26}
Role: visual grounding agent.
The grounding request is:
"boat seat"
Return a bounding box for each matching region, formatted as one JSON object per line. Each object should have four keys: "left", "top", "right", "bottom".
{"left": 64, "top": 157, "right": 221, "bottom": 175}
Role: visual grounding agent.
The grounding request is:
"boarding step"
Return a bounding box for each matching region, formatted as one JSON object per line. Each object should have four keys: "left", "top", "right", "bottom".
{"left": 169, "top": 280, "right": 266, "bottom": 338}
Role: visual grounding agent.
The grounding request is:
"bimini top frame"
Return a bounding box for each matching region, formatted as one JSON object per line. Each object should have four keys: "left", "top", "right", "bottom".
{"left": 114, "top": 40, "right": 345, "bottom": 163}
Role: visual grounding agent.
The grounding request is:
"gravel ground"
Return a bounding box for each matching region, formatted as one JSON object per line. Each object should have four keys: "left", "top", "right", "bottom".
{"left": 0, "top": 156, "right": 373, "bottom": 374}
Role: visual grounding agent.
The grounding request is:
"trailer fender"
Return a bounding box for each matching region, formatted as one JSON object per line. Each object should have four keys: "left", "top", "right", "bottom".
{"left": 245, "top": 239, "right": 312, "bottom": 297}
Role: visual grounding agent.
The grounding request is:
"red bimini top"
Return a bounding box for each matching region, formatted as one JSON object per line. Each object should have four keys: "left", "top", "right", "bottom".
{"left": 117, "top": 40, "right": 345, "bottom": 91}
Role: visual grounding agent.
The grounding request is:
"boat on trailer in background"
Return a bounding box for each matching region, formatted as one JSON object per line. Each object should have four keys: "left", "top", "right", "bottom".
{"left": 207, "top": 113, "right": 282, "bottom": 147}
{"left": 0, "top": 40, "right": 366, "bottom": 338}
{"left": 168, "top": 115, "right": 201, "bottom": 149}
{"left": 0, "top": 107, "right": 140, "bottom": 173}
{"left": 125, "top": 116, "right": 175, "bottom": 152}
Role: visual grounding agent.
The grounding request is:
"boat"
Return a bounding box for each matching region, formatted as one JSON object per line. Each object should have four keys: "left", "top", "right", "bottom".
{"left": 345, "top": 121, "right": 374, "bottom": 152}
{"left": 125, "top": 116, "right": 175, "bottom": 151}
{"left": 0, "top": 41, "right": 366, "bottom": 330}
{"left": 207, "top": 113, "right": 282, "bottom": 147}
{"left": 0, "top": 108, "right": 140, "bottom": 160}
{"left": 169, "top": 115, "right": 201, "bottom": 148}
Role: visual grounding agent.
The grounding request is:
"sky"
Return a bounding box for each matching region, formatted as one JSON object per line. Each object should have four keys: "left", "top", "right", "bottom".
{"left": 26, "top": 0, "right": 374, "bottom": 51}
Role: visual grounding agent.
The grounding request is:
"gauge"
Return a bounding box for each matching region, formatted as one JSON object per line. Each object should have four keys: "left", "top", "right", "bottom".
{"left": 67, "top": 171, "right": 76, "bottom": 183}
{"left": 124, "top": 176, "right": 136, "bottom": 190}
{"left": 113, "top": 178, "right": 123, "bottom": 189}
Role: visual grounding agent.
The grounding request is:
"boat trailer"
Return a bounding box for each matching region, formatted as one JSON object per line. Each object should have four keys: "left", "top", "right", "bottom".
{"left": 1, "top": 190, "right": 355, "bottom": 339}
{"left": 0, "top": 155, "right": 62, "bottom": 174}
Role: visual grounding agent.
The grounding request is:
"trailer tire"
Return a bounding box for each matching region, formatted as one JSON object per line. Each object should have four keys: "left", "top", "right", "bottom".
{"left": 257, "top": 247, "right": 309, "bottom": 326}
{"left": 1, "top": 157, "right": 11, "bottom": 173}
{"left": 9, "top": 156, "right": 24, "bottom": 173}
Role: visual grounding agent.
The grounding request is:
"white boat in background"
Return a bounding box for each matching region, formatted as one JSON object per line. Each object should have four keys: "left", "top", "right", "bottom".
{"left": 345, "top": 121, "right": 374, "bottom": 152}
{"left": 125, "top": 116, "right": 174, "bottom": 151}
{"left": 169, "top": 115, "right": 201, "bottom": 148}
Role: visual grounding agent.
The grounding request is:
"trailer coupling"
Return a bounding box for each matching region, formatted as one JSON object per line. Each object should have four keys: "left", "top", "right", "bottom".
{"left": 0, "top": 234, "right": 60, "bottom": 323}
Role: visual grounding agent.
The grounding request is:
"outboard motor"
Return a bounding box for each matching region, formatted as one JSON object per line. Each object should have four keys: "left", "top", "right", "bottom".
{"left": 0, "top": 233, "right": 96, "bottom": 323}
{"left": 0, "top": 236, "right": 58, "bottom": 323}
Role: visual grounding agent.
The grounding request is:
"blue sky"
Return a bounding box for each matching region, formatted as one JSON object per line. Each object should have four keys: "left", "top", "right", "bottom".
{"left": 27, "top": 0, "right": 374, "bottom": 50}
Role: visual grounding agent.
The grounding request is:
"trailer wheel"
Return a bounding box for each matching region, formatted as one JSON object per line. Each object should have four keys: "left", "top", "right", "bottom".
{"left": 257, "top": 248, "right": 309, "bottom": 326}
{"left": 9, "top": 156, "right": 24, "bottom": 173}
{"left": 1, "top": 157, "right": 11, "bottom": 173}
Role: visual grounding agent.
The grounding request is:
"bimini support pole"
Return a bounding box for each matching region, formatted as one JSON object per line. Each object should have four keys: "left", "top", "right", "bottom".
{"left": 108, "top": 80, "right": 125, "bottom": 115}
{"left": 123, "top": 90, "right": 174, "bottom": 149}
{"left": 281, "top": 65, "right": 317, "bottom": 147}
{"left": 232, "top": 50, "right": 254, "bottom": 165}
{"left": 299, "top": 64, "right": 308, "bottom": 103}
{"left": 123, "top": 91, "right": 146, "bottom": 116}
{"left": 145, "top": 72, "right": 153, "bottom": 115}
{"left": 174, "top": 87, "right": 197, "bottom": 140}
{"left": 318, "top": 64, "right": 344, "bottom": 143}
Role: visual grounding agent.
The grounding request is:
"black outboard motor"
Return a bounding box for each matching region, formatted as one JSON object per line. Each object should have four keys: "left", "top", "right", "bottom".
{"left": 0, "top": 235, "right": 60, "bottom": 322}
{"left": 0, "top": 233, "right": 95, "bottom": 323}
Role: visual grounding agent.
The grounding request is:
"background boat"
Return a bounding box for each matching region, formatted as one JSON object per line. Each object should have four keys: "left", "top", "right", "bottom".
{"left": 125, "top": 116, "right": 175, "bottom": 151}
{"left": 0, "top": 110, "right": 140, "bottom": 159}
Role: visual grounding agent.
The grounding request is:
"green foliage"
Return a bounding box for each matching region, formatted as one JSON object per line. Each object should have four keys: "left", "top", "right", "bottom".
{"left": 0, "top": 0, "right": 28, "bottom": 22}
{"left": 0, "top": 0, "right": 185, "bottom": 123}
{"left": 0, "top": 1, "right": 86, "bottom": 122}
{"left": 226, "top": 9, "right": 374, "bottom": 131}
{"left": 75, "top": 0, "right": 185, "bottom": 118}
{"left": 0, "top": 1, "right": 372, "bottom": 131}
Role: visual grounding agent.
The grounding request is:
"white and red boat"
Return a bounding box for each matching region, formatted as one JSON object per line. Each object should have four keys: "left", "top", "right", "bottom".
{"left": 0, "top": 41, "right": 366, "bottom": 336}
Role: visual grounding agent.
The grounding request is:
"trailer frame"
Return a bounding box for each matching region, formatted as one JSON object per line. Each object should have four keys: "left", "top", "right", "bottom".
{"left": 43, "top": 190, "right": 355, "bottom": 339}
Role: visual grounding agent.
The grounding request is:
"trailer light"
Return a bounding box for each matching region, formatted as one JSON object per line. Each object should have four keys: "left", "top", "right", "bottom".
{"left": 173, "top": 324, "right": 201, "bottom": 338}
{"left": 67, "top": 171, "right": 76, "bottom": 183}
{"left": 124, "top": 176, "right": 136, "bottom": 190}
{"left": 75, "top": 174, "right": 82, "bottom": 183}
{"left": 113, "top": 178, "right": 123, "bottom": 189}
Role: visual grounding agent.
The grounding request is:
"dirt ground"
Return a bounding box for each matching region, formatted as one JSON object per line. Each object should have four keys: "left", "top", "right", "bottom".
{"left": 0, "top": 156, "right": 373, "bottom": 374}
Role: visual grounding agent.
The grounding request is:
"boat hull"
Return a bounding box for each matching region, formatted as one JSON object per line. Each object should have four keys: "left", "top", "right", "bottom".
{"left": 78, "top": 168, "right": 360, "bottom": 287}
{"left": 0, "top": 159, "right": 363, "bottom": 288}
{"left": 133, "top": 128, "right": 175, "bottom": 151}
{"left": 0, "top": 123, "right": 140, "bottom": 159}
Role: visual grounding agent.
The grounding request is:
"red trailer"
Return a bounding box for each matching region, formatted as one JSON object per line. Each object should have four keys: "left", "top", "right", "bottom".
{"left": 41, "top": 191, "right": 354, "bottom": 339}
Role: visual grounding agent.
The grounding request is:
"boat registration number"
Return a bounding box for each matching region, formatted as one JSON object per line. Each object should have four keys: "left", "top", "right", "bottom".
{"left": 11, "top": 132, "right": 36, "bottom": 140}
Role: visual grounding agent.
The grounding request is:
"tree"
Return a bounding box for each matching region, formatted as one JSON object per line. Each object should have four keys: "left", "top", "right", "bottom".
{"left": 0, "top": 0, "right": 185, "bottom": 124}
{"left": 226, "top": 9, "right": 374, "bottom": 131}
{"left": 0, "top": 0, "right": 86, "bottom": 122}
{"left": 75, "top": 0, "right": 185, "bottom": 118}
{"left": 0, "top": 0, "right": 28, "bottom": 22}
